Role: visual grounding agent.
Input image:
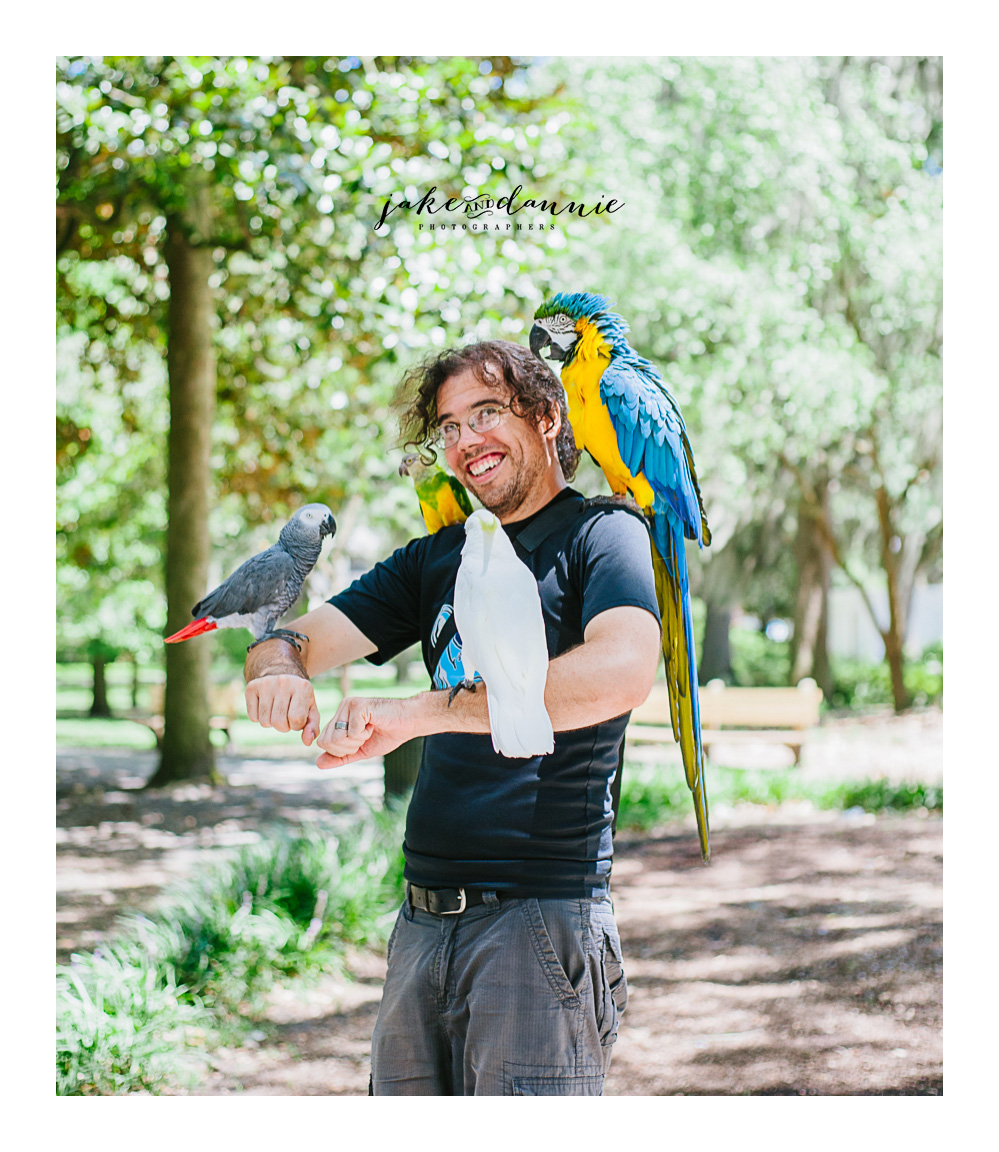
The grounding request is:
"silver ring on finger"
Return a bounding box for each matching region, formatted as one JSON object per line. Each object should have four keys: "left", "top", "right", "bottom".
{"left": 334, "top": 720, "right": 349, "bottom": 730}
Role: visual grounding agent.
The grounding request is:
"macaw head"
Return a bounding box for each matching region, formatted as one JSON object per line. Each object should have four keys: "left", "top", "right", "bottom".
{"left": 530, "top": 292, "right": 627, "bottom": 365}
{"left": 527, "top": 294, "right": 626, "bottom": 366}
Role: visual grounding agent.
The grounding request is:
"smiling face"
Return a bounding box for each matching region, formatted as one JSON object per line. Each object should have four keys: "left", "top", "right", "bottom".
{"left": 436, "top": 365, "right": 566, "bottom": 523}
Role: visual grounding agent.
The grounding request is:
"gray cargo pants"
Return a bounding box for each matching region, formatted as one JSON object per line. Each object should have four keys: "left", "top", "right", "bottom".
{"left": 369, "top": 890, "right": 628, "bottom": 1095}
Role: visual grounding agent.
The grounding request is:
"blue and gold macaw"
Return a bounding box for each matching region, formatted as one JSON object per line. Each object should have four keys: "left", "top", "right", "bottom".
{"left": 531, "top": 292, "right": 712, "bottom": 861}
{"left": 399, "top": 452, "right": 474, "bottom": 534}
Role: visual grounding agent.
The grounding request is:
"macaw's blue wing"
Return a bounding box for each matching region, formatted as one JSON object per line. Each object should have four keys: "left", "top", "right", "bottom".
{"left": 599, "top": 359, "right": 709, "bottom": 545}
{"left": 599, "top": 358, "right": 711, "bottom": 861}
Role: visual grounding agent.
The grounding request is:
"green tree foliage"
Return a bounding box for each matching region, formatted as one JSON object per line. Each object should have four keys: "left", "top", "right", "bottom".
{"left": 57, "top": 55, "right": 576, "bottom": 536}
{"left": 56, "top": 55, "right": 574, "bottom": 774}
{"left": 549, "top": 57, "right": 942, "bottom": 706}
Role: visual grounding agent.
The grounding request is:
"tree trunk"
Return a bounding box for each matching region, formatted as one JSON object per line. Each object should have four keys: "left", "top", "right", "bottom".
{"left": 813, "top": 588, "right": 833, "bottom": 702}
{"left": 699, "top": 601, "right": 732, "bottom": 684}
{"left": 148, "top": 190, "right": 220, "bottom": 787}
{"left": 791, "top": 482, "right": 833, "bottom": 691}
{"left": 875, "top": 485, "right": 912, "bottom": 713}
{"left": 89, "top": 656, "right": 111, "bottom": 717}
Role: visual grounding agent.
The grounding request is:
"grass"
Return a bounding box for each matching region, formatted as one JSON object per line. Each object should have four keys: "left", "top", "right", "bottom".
{"left": 56, "top": 805, "right": 408, "bottom": 1095}
{"left": 618, "top": 761, "right": 943, "bottom": 833}
{"left": 56, "top": 946, "right": 211, "bottom": 1096}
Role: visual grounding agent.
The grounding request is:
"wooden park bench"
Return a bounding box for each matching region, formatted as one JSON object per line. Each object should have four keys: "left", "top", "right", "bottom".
{"left": 129, "top": 682, "right": 243, "bottom": 750}
{"left": 627, "top": 678, "right": 823, "bottom": 765}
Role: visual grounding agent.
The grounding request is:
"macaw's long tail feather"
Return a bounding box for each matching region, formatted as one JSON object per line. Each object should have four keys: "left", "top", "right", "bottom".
{"left": 650, "top": 515, "right": 710, "bottom": 862}
{"left": 164, "top": 618, "right": 217, "bottom": 644}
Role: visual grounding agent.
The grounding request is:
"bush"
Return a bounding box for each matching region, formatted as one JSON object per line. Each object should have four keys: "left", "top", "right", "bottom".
{"left": 130, "top": 812, "right": 407, "bottom": 1016}
{"left": 56, "top": 948, "right": 209, "bottom": 1096}
{"left": 57, "top": 807, "right": 408, "bottom": 1093}
{"left": 131, "top": 901, "right": 307, "bottom": 1018}
{"left": 617, "top": 762, "right": 942, "bottom": 832}
{"left": 828, "top": 641, "right": 943, "bottom": 709}
{"left": 617, "top": 765, "right": 691, "bottom": 831}
{"left": 728, "top": 628, "right": 791, "bottom": 687}
{"left": 818, "top": 779, "right": 942, "bottom": 813}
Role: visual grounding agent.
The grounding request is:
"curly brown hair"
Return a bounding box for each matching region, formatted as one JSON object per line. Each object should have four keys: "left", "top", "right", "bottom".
{"left": 397, "top": 339, "right": 580, "bottom": 480}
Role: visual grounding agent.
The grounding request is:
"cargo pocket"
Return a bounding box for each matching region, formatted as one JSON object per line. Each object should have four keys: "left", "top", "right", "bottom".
{"left": 504, "top": 1063, "right": 605, "bottom": 1096}
{"left": 597, "top": 923, "right": 628, "bottom": 1049}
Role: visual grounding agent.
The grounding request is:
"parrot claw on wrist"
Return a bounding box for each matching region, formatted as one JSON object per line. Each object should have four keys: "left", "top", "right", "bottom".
{"left": 447, "top": 679, "right": 478, "bottom": 707}
{"left": 247, "top": 628, "right": 310, "bottom": 654}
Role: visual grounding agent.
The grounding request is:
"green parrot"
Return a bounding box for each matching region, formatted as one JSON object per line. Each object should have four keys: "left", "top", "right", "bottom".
{"left": 399, "top": 452, "right": 474, "bottom": 534}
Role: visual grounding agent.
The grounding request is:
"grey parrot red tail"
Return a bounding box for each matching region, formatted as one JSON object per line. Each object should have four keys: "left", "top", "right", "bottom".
{"left": 165, "top": 618, "right": 218, "bottom": 643}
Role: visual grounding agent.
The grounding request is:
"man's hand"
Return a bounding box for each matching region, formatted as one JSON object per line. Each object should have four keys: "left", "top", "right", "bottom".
{"left": 316, "top": 695, "right": 424, "bottom": 769}
{"left": 245, "top": 673, "right": 322, "bottom": 746}
{"left": 242, "top": 607, "right": 379, "bottom": 748}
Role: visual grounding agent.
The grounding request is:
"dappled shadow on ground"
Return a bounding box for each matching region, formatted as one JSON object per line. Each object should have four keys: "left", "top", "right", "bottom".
{"left": 56, "top": 746, "right": 942, "bottom": 1096}
{"left": 604, "top": 815, "right": 942, "bottom": 1095}
{"left": 56, "top": 748, "right": 382, "bottom": 964}
{"left": 180, "top": 961, "right": 388, "bottom": 1096}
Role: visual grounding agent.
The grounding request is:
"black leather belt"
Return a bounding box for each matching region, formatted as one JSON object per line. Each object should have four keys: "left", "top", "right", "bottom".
{"left": 407, "top": 883, "right": 610, "bottom": 915}
{"left": 407, "top": 884, "right": 486, "bottom": 915}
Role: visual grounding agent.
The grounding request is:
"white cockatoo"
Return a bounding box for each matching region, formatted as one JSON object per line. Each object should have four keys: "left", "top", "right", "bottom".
{"left": 453, "top": 509, "right": 555, "bottom": 758}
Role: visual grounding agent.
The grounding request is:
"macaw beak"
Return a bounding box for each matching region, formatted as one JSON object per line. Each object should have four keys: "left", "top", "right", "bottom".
{"left": 530, "top": 323, "right": 569, "bottom": 363}
{"left": 529, "top": 324, "right": 552, "bottom": 360}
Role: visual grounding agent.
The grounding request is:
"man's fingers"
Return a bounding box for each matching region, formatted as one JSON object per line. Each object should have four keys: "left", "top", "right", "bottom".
{"left": 287, "top": 686, "right": 316, "bottom": 733}
{"left": 302, "top": 703, "right": 321, "bottom": 746}
{"left": 316, "top": 747, "right": 367, "bottom": 771}
{"left": 245, "top": 676, "right": 317, "bottom": 736}
{"left": 316, "top": 700, "right": 371, "bottom": 755}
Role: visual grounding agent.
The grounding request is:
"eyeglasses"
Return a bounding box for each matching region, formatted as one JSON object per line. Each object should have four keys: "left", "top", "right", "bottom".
{"left": 432, "top": 404, "right": 511, "bottom": 450}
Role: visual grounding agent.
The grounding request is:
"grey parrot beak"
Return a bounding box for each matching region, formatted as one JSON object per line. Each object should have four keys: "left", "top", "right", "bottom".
{"left": 322, "top": 514, "right": 336, "bottom": 538}
{"left": 529, "top": 324, "right": 550, "bottom": 360}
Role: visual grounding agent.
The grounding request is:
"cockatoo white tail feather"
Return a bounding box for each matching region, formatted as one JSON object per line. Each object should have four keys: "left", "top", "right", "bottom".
{"left": 453, "top": 509, "right": 555, "bottom": 758}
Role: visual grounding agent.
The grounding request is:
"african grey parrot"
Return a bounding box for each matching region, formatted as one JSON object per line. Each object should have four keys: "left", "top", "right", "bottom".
{"left": 453, "top": 509, "right": 554, "bottom": 758}
{"left": 164, "top": 503, "right": 336, "bottom": 652}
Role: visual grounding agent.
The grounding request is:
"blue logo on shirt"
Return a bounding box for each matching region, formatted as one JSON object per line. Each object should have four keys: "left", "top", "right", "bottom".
{"left": 429, "top": 603, "right": 481, "bottom": 690}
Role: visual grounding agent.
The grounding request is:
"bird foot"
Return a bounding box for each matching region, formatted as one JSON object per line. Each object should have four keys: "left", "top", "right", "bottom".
{"left": 247, "top": 629, "right": 309, "bottom": 654}
{"left": 447, "top": 679, "right": 478, "bottom": 707}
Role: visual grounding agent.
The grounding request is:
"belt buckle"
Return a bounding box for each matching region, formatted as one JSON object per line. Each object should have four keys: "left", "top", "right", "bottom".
{"left": 439, "top": 887, "right": 466, "bottom": 915}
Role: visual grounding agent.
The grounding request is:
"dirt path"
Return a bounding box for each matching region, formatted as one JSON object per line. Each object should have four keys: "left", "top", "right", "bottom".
{"left": 606, "top": 812, "right": 941, "bottom": 1095}
{"left": 56, "top": 711, "right": 942, "bottom": 1096}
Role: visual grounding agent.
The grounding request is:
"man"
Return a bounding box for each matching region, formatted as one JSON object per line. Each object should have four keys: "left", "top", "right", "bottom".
{"left": 244, "top": 340, "right": 662, "bottom": 1096}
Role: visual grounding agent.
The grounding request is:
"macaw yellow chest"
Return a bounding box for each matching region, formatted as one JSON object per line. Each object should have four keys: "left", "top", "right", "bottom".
{"left": 561, "top": 342, "right": 655, "bottom": 509}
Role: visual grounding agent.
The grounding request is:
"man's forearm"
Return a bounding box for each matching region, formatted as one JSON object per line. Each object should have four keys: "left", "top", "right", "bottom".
{"left": 397, "top": 607, "right": 660, "bottom": 740}
{"left": 243, "top": 603, "right": 378, "bottom": 686}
